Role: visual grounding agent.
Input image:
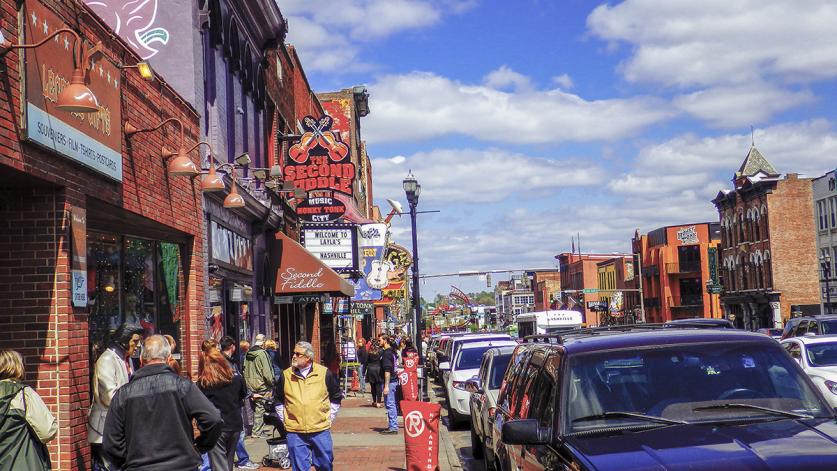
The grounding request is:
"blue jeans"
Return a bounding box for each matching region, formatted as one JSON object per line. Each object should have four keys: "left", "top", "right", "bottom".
{"left": 358, "top": 364, "right": 366, "bottom": 393}
{"left": 199, "top": 434, "right": 250, "bottom": 469}
{"left": 385, "top": 379, "right": 398, "bottom": 431}
{"left": 287, "top": 430, "right": 334, "bottom": 471}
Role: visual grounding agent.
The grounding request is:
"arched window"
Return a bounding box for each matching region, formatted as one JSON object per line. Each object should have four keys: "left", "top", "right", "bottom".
{"left": 753, "top": 210, "right": 760, "bottom": 241}
{"left": 738, "top": 213, "right": 745, "bottom": 244}
{"left": 763, "top": 251, "right": 772, "bottom": 288}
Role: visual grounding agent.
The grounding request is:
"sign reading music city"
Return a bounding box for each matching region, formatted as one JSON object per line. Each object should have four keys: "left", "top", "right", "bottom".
{"left": 285, "top": 115, "right": 355, "bottom": 196}
{"left": 300, "top": 223, "right": 359, "bottom": 273}
{"left": 295, "top": 196, "right": 346, "bottom": 223}
{"left": 22, "top": 0, "right": 123, "bottom": 181}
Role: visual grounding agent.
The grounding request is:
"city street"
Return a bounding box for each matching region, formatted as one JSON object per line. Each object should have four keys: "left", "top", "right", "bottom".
{"left": 428, "top": 379, "right": 484, "bottom": 471}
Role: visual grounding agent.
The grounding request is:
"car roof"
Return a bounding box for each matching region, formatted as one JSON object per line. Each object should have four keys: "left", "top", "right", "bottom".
{"left": 792, "top": 315, "right": 837, "bottom": 321}
{"left": 527, "top": 327, "right": 776, "bottom": 355}
{"left": 664, "top": 318, "right": 734, "bottom": 328}
{"left": 459, "top": 340, "right": 517, "bottom": 350}
{"left": 783, "top": 335, "right": 837, "bottom": 345}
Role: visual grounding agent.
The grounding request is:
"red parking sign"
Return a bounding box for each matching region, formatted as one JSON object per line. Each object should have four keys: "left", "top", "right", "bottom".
{"left": 401, "top": 400, "right": 441, "bottom": 471}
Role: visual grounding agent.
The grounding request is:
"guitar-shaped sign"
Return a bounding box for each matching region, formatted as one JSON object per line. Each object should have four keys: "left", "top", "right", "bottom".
{"left": 366, "top": 259, "right": 393, "bottom": 289}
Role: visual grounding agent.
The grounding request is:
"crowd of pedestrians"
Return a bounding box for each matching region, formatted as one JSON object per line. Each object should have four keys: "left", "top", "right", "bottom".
{"left": 0, "top": 327, "right": 430, "bottom": 470}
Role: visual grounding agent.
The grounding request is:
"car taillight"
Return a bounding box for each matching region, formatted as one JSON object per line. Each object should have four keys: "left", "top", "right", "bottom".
{"left": 825, "top": 380, "right": 837, "bottom": 395}
{"left": 488, "top": 407, "right": 496, "bottom": 418}
{"left": 453, "top": 381, "right": 467, "bottom": 391}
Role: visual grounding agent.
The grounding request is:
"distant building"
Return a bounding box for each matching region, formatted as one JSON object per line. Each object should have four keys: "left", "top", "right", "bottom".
{"left": 811, "top": 170, "right": 837, "bottom": 313}
{"left": 556, "top": 253, "right": 632, "bottom": 326}
{"left": 632, "top": 223, "right": 722, "bottom": 323}
{"left": 531, "top": 270, "right": 561, "bottom": 311}
{"left": 596, "top": 257, "right": 639, "bottom": 323}
{"left": 712, "top": 146, "right": 819, "bottom": 329}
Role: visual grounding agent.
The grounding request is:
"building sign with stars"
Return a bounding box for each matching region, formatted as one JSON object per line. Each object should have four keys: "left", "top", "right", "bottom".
{"left": 22, "top": 0, "right": 123, "bottom": 182}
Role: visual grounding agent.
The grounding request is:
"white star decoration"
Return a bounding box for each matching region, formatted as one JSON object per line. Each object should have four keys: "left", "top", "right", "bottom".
{"left": 106, "top": 71, "right": 111, "bottom": 84}
{"left": 31, "top": 12, "right": 37, "bottom": 26}
{"left": 63, "top": 37, "right": 69, "bottom": 50}
{"left": 99, "top": 65, "right": 104, "bottom": 77}
{"left": 42, "top": 19, "right": 47, "bottom": 34}
{"left": 114, "top": 78, "right": 118, "bottom": 89}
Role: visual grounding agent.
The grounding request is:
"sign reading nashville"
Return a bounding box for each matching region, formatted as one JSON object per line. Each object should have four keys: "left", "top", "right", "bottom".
{"left": 300, "top": 224, "right": 359, "bottom": 273}
{"left": 22, "top": 0, "right": 123, "bottom": 181}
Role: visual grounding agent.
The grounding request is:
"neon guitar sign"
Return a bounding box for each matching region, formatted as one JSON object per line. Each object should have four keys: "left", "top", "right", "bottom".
{"left": 285, "top": 115, "right": 356, "bottom": 196}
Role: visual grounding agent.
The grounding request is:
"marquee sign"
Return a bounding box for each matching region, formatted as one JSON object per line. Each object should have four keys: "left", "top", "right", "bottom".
{"left": 285, "top": 115, "right": 355, "bottom": 196}
{"left": 22, "top": 0, "right": 123, "bottom": 181}
{"left": 300, "top": 224, "right": 359, "bottom": 273}
{"left": 296, "top": 196, "right": 346, "bottom": 223}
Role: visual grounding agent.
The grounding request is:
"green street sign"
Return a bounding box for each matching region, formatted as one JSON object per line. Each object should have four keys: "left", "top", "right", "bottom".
{"left": 583, "top": 288, "right": 598, "bottom": 294}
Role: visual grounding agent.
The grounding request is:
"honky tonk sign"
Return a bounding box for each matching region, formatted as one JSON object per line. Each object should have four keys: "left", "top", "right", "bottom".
{"left": 285, "top": 116, "right": 355, "bottom": 196}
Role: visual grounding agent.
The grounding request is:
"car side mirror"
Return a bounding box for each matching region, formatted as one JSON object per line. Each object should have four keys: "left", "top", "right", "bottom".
{"left": 502, "top": 419, "right": 549, "bottom": 446}
{"left": 465, "top": 375, "right": 482, "bottom": 394}
{"left": 439, "top": 361, "right": 451, "bottom": 371}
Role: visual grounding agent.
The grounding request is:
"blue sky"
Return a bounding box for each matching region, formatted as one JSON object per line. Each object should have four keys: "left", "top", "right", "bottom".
{"left": 281, "top": 0, "right": 837, "bottom": 299}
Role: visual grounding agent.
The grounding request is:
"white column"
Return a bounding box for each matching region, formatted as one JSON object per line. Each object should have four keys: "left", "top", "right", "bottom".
{"left": 770, "top": 302, "right": 782, "bottom": 328}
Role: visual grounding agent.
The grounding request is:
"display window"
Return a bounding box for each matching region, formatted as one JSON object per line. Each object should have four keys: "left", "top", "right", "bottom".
{"left": 88, "top": 232, "right": 183, "bottom": 363}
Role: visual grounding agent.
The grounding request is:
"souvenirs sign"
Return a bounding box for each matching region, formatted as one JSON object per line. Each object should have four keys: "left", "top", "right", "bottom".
{"left": 22, "top": 0, "right": 123, "bottom": 181}
{"left": 286, "top": 116, "right": 355, "bottom": 196}
{"left": 300, "top": 224, "right": 359, "bottom": 273}
{"left": 296, "top": 196, "right": 346, "bottom": 223}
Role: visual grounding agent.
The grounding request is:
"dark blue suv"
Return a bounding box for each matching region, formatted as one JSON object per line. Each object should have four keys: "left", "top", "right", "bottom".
{"left": 491, "top": 326, "right": 837, "bottom": 470}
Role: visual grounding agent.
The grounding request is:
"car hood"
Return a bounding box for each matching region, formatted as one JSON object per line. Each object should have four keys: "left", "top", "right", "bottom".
{"left": 566, "top": 419, "right": 837, "bottom": 471}
{"left": 808, "top": 365, "right": 837, "bottom": 377}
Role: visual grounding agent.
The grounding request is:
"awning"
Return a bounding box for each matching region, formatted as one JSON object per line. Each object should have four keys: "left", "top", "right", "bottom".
{"left": 275, "top": 232, "right": 355, "bottom": 297}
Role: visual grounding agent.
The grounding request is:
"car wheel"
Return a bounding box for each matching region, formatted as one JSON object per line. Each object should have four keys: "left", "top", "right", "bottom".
{"left": 470, "top": 425, "right": 484, "bottom": 459}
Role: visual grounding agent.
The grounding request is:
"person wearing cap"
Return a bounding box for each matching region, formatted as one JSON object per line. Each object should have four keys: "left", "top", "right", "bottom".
{"left": 243, "top": 334, "right": 275, "bottom": 437}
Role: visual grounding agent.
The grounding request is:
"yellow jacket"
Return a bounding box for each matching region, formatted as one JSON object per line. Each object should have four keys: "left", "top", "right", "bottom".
{"left": 278, "top": 363, "right": 340, "bottom": 433}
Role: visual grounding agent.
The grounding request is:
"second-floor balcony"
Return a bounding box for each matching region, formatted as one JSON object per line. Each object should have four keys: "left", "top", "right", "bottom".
{"left": 669, "top": 295, "right": 704, "bottom": 308}
{"left": 666, "top": 261, "right": 701, "bottom": 274}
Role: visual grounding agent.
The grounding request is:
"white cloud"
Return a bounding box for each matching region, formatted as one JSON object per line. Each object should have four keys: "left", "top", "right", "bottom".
{"left": 282, "top": 0, "right": 475, "bottom": 72}
{"left": 673, "top": 83, "right": 814, "bottom": 128}
{"left": 587, "top": 0, "right": 837, "bottom": 88}
{"left": 365, "top": 70, "right": 672, "bottom": 144}
{"left": 484, "top": 65, "right": 533, "bottom": 91}
{"left": 372, "top": 148, "right": 603, "bottom": 203}
{"left": 552, "top": 73, "right": 574, "bottom": 89}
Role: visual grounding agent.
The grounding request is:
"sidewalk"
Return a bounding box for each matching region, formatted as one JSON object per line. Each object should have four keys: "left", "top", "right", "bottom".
{"left": 246, "top": 394, "right": 407, "bottom": 470}
{"left": 246, "top": 390, "right": 459, "bottom": 470}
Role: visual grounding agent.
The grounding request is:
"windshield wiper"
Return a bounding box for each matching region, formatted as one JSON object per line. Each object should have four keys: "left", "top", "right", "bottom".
{"left": 572, "top": 411, "right": 687, "bottom": 425}
{"left": 692, "top": 403, "right": 813, "bottom": 420}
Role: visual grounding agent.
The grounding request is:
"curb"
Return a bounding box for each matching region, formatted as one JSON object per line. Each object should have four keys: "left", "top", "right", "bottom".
{"left": 438, "top": 417, "right": 463, "bottom": 471}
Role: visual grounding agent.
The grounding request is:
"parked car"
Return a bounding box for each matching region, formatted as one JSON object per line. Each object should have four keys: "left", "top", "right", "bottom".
{"left": 757, "top": 327, "right": 783, "bottom": 340}
{"left": 439, "top": 334, "right": 512, "bottom": 389}
{"left": 782, "top": 336, "right": 837, "bottom": 408}
{"left": 781, "top": 315, "right": 837, "bottom": 340}
{"left": 466, "top": 345, "right": 514, "bottom": 470}
{"left": 444, "top": 340, "right": 516, "bottom": 426}
{"left": 491, "top": 326, "right": 837, "bottom": 471}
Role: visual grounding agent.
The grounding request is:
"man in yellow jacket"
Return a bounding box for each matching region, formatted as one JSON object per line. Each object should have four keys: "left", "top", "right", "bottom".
{"left": 275, "top": 341, "right": 342, "bottom": 471}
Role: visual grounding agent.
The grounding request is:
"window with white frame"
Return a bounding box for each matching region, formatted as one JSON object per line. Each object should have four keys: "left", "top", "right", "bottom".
{"left": 819, "top": 200, "right": 828, "bottom": 230}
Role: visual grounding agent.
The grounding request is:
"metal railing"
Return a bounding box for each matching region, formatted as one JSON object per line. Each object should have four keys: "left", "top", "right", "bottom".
{"left": 669, "top": 295, "right": 704, "bottom": 308}
{"left": 666, "top": 261, "right": 701, "bottom": 274}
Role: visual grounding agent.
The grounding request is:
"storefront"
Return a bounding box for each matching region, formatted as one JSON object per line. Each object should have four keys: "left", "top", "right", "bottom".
{"left": 0, "top": 1, "right": 206, "bottom": 468}
{"left": 272, "top": 232, "right": 354, "bottom": 368}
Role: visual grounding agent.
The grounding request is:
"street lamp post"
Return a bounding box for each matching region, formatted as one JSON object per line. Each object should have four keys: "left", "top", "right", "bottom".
{"left": 821, "top": 253, "right": 832, "bottom": 315}
{"left": 403, "top": 171, "right": 424, "bottom": 400}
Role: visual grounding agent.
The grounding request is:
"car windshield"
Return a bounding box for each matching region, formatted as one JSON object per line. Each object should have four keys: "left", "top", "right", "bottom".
{"left": 489, "top": 354, "right": 511, "bottom": 389}
{"left": 456, "top": 347, "right": 490, "bottom": 370}
{"left": 807, "top": 342, "right": 837, "bottom": 367}
{"left": 565, "top": 342, "right": 829, "bottom": 433}
{"left": 820, "top": 320, "right": 837, "bottom": 335}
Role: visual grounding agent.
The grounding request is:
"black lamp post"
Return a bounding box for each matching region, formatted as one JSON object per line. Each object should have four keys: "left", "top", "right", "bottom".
{"left": 403, "top": 170, "right": 424, "bottom": 400}
{"left": 822, "top": 252, "right": 832, "bottom": 315}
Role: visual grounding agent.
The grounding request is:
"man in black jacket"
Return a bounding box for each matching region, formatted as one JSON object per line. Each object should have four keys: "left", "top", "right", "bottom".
{"left": 103, "top": 335, "right": 222, "bottom": 471}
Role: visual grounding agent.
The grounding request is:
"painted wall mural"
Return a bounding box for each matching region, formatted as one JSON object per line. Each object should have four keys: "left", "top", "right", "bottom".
{"left": 85, "top": 0, "right": 170, "bottom": 59}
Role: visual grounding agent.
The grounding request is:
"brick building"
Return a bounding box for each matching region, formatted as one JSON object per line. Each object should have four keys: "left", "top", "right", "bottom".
{"left": 0, "top": 0, "right": 205, "bottom": 468}
{"left": 556, "top": 253, "right": 631, "bottom": 326}
{"left": 596, "top": 256, "right": 639, "bottom": 324}
{"left": 632, "top": 223, "right": 722, "bottom": 323}
{"left": 531, "top": 270, "right": 561, "bottom": 311}
{"left": 712, "top": 146, "right": 820, "bottom": 329}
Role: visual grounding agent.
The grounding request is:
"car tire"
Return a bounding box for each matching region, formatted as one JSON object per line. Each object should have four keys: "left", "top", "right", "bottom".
{"left": 470, "top": 425, "right": 484, "bottom": 459}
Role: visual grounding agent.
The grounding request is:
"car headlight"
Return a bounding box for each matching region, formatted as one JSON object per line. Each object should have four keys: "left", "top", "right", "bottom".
{"left": 824, "top": 380, "right": 837, "bottom": 395}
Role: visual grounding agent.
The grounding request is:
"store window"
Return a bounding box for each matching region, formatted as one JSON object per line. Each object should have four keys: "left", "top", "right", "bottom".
{"left": 88, "top": 233, "right": 183, "bottom": 363}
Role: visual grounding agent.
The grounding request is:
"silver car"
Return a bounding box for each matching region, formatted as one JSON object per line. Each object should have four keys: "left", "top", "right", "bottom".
{"left": 466, "top": 345, "right": 514, "bottom": 471}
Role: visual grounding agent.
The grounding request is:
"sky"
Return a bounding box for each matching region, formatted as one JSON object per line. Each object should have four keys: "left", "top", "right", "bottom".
{"left": 280, "top": 0, "right": 837, "bottom": 299}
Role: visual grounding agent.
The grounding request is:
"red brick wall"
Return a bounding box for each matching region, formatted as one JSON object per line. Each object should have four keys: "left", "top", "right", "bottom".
{"left": 768, "top": 175, "right": 820, "bottom": 320}
{"left": 0, "top": 1, "right": 204, "bottom": 469}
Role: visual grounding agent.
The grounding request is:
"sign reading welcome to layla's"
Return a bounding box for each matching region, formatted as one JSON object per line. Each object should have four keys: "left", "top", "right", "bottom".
{"left": 300, "top": 223, "right": 359, "bottom": 273}
{"left": 22, "top": 0, "right": 123, "bottom": 181}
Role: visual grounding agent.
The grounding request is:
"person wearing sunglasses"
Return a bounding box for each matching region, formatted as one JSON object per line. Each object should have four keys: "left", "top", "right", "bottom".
{"left": 273, "top": 341, "right": 342, "bottom": 471}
